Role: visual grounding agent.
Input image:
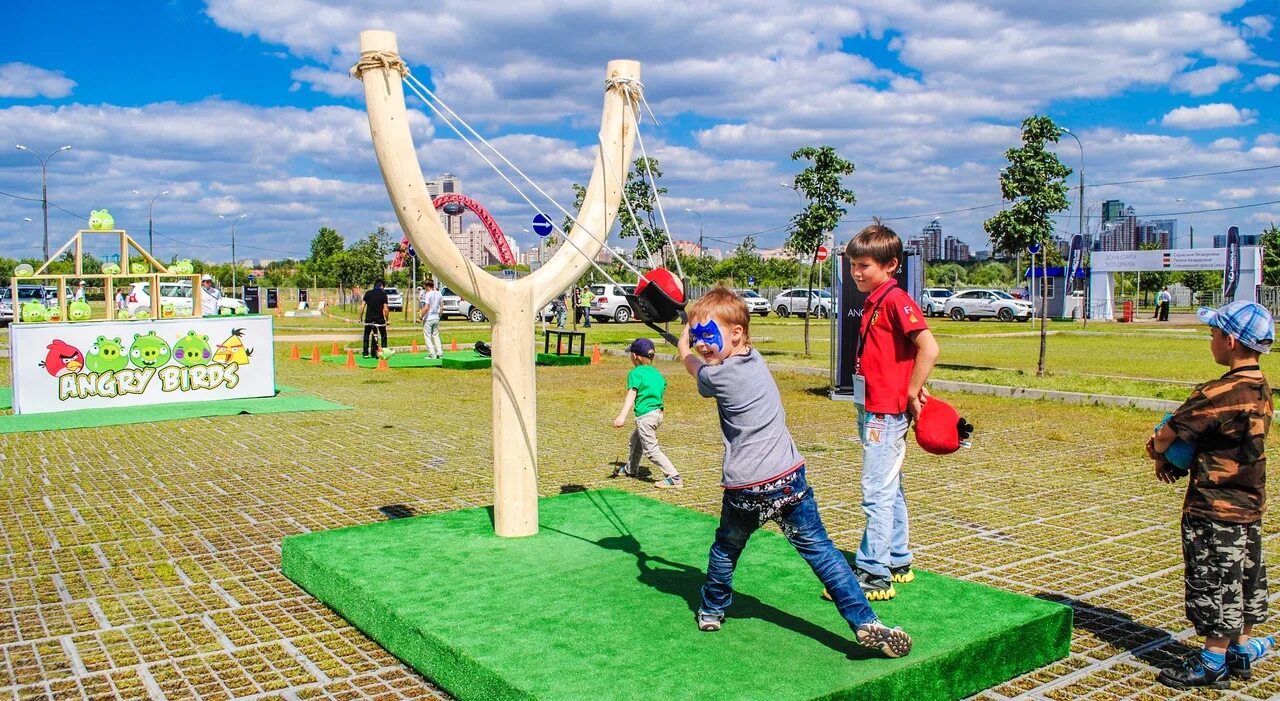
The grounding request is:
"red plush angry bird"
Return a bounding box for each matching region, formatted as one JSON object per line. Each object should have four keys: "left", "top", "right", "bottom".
{"left": 40, "top": 340, "right": 85, "bottom": 377}
{"left": 914, "top": 397, "right": 973, "bottom": 455}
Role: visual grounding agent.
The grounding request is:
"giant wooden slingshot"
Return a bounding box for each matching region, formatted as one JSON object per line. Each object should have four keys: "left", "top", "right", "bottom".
{"left": 353, "top": 30, "right": 638, "bottom": 537}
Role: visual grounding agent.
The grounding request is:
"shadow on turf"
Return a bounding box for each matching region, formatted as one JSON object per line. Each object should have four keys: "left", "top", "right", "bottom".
{"left": 1035, "top": 593, "right": 1193, "bottom": 667}
{"left": 542, "top": 489, "right": 876, "bottom": 659}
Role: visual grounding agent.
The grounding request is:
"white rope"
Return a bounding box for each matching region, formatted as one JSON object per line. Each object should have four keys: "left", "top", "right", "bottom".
{"left": 402, "top": 74, "right": 652, "bottom": 286}
{"left": 630, "top": 109, "right": 683, "bottom": 279}
{"left": 598, "top": 128, "right": 656, "bottom": 270}
{"left": 400, "top": 76, "right": 627, "bottom": 287}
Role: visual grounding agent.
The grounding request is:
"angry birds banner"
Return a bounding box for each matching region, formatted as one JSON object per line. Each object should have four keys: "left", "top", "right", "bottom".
{"left": 9, "top": 316, "right": 275, "bottom": 414}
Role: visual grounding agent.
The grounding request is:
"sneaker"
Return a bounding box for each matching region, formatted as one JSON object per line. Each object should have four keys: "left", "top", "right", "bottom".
{"left": 856, "top": 621, "right": 912, "bottom": 658}
{"left": 856, "top": 569, "right": 896, "bottom": 601}
{"left": 696, "top": 611, "right": 722, "bottom": 632}
{"left": 1157, "top": 652, "right": 1230, "bottom": 690}
{"left": 654, "top": 475, "right": 684, "bottom": 489}
{"left": 889, "top": 565, "right": 915, "bottom": 584}
{"left": 609, "top": 465, "right": 634, "bottom": 479}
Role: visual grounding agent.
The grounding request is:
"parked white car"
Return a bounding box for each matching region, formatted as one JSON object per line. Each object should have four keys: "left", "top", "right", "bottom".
{"left": 735, "top": 289, "right": 771, "bottom": 317}
{"left": 920, "top": 288, "right": 953, "bottom": 317}
{"left": 589, "top": 283, "right": 638, "bottom": 323}
{"left": 385, "top": 287, "right": 405, "bottom": 311}
{"left": 943, "top": 288, "right": 1033, "bottom": 322}
{"left": 770, "top": 288, "right": 832, "bottom": 318}
{"left": 126, "top": 281, "right": 246, "bottom": 316}
{"left": 459, "top": 299, "right": 555, "bottom": 323}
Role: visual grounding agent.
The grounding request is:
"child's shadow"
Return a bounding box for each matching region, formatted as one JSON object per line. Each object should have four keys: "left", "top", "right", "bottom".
{"left": 545, "top": 526, "right": 873, "bottom": 659}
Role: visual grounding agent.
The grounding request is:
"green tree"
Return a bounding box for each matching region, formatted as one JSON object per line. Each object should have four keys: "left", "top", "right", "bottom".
{"left": 1260, "top": 221, "right": 1280, "bottom": 286}
{"left": 787, "top": 145, "right": 857, "bottom": 355}
{"left": 1176, "top": 270, "right": 1222, "bottom": 305}
{"left": 927, "top": 262, "right": 968, "bottom": 288}
{"left": 983, "top": 115, "right": 1072, "bottom": 376}
{"left": 618, "top": 157, "right": 669, "bottom": 266}
{"left": 1137, "top": 242, "right": 1172, "bottom": 305}
{"left": 969, "top": 261, "right": 1012, "bottom": 288}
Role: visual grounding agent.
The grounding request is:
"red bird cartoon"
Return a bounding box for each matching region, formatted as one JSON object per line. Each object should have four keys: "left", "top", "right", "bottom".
{"left": 40, "top": 340, "right": 85, "bottom": 377}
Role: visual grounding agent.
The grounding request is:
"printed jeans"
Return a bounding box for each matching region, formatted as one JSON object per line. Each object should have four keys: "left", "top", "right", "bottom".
{"left": 628, "top": 410, "right": 679, "bottom": 478}
{"left": 855, "top": 408, "right": 912, "bottom": 579}
{"left": 699, "top": 466, "right": 879, "bottom": 629}
{"left": 422, "top": 319, "right": 443, "bottom": 357}
{"left": 1182, "top": 514, "right": 1268, "bottom": 638}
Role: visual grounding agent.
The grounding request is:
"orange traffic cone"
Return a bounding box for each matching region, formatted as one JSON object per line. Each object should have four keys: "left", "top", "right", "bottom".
{"left": 310, "top": 344, "right": 321, "bottom": 364}
{"left": 344, "top": 349, "right": 356, "bottom": 369}
{"left": 411, "top": 340, "right": 419, "bottom": 353}
{"left": 289, "top": 343, "right": 300, "bottom": 361}
{"left": 331, "top": 341, "right": 339, "bottom": 356}
{"left": 376, "top": 355, "right": 389, "bottom": 371}
{"left": 591, "top": 344, "right": 602, "bottom": 365}
{"left": 450, "top": 338, "right": 459, "bottom": 351}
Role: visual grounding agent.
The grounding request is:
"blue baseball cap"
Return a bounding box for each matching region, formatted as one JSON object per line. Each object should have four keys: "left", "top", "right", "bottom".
{"left": 627, "top": 338, "right": 656, "bottom": 356}
{"left": 1197, "top": 300, "right": 1274, "bottom": 353}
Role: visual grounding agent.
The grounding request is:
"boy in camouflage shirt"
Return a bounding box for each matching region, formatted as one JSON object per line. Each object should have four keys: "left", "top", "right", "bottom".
{"left": 1148, "top": 300, "right": 1276, "bottom": 689}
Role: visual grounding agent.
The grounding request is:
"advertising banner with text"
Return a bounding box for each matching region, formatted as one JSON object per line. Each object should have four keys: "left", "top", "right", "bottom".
{"left": 9, "top": 316, "right": 275, "bottom": 414}
{"left": 1090, "top": 248, "right": 1234, "bottom": 272}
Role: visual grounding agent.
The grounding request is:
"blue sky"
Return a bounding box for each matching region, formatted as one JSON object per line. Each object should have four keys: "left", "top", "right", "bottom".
{"left": 1, "top": 0, "right": 1278, "bottom": 264}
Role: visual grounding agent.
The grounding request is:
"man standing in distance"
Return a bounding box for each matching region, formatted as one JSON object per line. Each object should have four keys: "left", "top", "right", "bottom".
{"left": 361, "top": 279, "right": 390, "bottom": 358}
{"left": 200, "top": 274, "right": 221, "bottom": 316}
{"left": 420, "top": 280, "right": 444, "bottom": 359}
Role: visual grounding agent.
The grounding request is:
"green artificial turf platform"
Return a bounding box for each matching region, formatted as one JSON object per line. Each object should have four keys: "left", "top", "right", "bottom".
{"left": 0, "top": 386, "right": 348, "bottom": 433}
{"left": 282, "top": 489, "right": 1070, "bottom": 701}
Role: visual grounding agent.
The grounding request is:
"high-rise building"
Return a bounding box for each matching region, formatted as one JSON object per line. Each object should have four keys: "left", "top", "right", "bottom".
{"left": 920, "top": 219, "right": 943, "bottom": 261}
{"left": 942, "top": 235, "right": 971, "bottom": 262}
{"left": 427, "top": 173, "right": 466, "bottom": 257}
{"left": 1102, "top": 200, "right": 1126, "bottom": 224}
{"left": 1213, "top": 233, "right": 1261, "bottom": 248}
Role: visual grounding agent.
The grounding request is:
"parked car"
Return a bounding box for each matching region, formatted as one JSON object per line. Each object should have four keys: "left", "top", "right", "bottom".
{"left": 735, "top": 289, "right": 771, "bottom": 317}
{"left": 0, "top": 285, "right": 48, "bottom": 325}
{"left": 126, "top": 281, "right": 247, "bottom": 316}
{"left": 920, "top": 288, "right": 953, "bottom": 317}
{"left": 589, "top": 283, "right": 638, "bottom": 323}
{"left": 459, "top": 299, "right": 555, "bottom": 323}
{"left": 943, "top": 288, "right": 1033, "bottom": 322}
{"left": 385, "top": 287, "right": 404, "bottom": 311}
{"left": 770, "top": 288, "right": 832, "bottom": 318}
{"left": 437, "top": 286, "right": 466, "bottom": 319}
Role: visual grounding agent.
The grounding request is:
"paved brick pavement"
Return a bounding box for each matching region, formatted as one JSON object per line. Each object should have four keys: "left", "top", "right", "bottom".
{"left": 1, "top": 350, "right": 1278, "bottom": 700}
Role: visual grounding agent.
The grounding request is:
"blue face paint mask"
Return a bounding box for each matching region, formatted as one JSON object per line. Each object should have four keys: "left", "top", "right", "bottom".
{"left": 690, "top": 319, "right": 724, "bottom": 352}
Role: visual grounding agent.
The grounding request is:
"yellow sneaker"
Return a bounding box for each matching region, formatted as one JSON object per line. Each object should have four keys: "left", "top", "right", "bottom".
{"left": 890, "top": 565, "right": 915, "bottom": 584}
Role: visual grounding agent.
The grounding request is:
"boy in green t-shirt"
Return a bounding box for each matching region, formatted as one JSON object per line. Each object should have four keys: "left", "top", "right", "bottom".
{"left": 611, "top": 338, "right": 684, "bottom": 488}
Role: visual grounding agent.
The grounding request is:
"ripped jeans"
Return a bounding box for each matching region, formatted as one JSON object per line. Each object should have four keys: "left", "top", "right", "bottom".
{"left": 699, "top": 465, "right": 879, "bottom": 629}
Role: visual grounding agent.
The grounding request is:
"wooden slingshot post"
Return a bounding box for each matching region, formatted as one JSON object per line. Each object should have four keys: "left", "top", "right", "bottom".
{"left": 354, "top": 30, "right": 638, "bottom": 536}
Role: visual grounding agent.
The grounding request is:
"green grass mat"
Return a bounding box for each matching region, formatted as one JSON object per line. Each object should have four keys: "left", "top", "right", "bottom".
{"left": 283, "top": 490, "right": 1071, "bottom": 701}
{"left": 535, "top": 353, "right": 591, "bottom": 366}
{"left": 442, "top": 354, "right": 491, "bottom": 370}
{"left": 0, "top": 388, "right": 349, "bottom": 434}
{"left": 0, "top": 387, "right": 10, "bottom": 411}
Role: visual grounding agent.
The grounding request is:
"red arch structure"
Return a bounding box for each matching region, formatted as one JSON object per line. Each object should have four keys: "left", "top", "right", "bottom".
{"left": 432, "top": 193, "right": 516, "bottom": 266}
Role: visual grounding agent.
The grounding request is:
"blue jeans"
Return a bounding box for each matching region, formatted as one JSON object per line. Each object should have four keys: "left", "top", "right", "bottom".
{"left": 699, "top": 466, "right": 879, "bottom": 629}
{"left": 855, "top": 408, "right": 912, "bottom": 579}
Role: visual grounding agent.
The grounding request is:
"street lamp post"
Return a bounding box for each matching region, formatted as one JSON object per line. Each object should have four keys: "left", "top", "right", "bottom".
{"left": 219, "top": 213, "right": 247, "bottom": 296}
{"left": 1062, "top": 127, "right": 1086, "bottom": 323}
{"left": 133, "top": 189, "right": 170, "bottom": 256}
{"left": 683, "top": 208, "right": 704, "bottom": 256}
{"left": 15, "top": 144, "right": 72, "bottom": 261}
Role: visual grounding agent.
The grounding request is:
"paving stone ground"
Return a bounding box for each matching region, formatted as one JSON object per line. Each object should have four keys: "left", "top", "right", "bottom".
{"left": 2, "top": 347, "right": 1279, "bottom": 700}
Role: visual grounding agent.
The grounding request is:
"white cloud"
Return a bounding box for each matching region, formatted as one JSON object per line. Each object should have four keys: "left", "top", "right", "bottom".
{"left": 1219, "top": 187, "right": 1258, "bottom": 200}
{"left": 1160, "top": 103, "right": 1258, "bottom": 129}
{"left": 1247, "top": 73, "right": 1280, "bottom": 91}
{"left": 289, "top": 66, "right": 362, "bottom": 98}
{"left": 0, "top": 63, "right": 76, "bottom": 99}
{"left": 1241, "top": 15, "right": 1274, "bottom": 39}
{"left": 1171, "top": 65, "right": 1240, "bottom": 96}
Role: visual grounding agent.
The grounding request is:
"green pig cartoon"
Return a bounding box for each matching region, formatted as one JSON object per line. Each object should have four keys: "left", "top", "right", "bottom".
{"left": 172, "top": 331, "right": 212, "bottom": 366}
{"left": 128, "top": 330, "right": 171, "bottom": 368}
{"left": 130, "top": 262, "right": 149, "bottom": 274}
{"left": 69, "top": 301, "right": 92, "bottom": 321}
{"left": 85, "top": 336, "right": 129, "bottom": 373}
{"left": 89, "top": 209, "right": 114, "bottom": 230}
{"left": 133, "top": 309, "right": 150, "bottom": 319}
{"left": 101, "top": 263, "right": 121, "bottom": 275}
{"left": 116, "top": 308, "right": 132, "bottom": 320}
{"left": 21, "top": 301, "right": 46, "bottom": 322}
{"left": 169, "top": 259, "right": 194, "bottom": 275}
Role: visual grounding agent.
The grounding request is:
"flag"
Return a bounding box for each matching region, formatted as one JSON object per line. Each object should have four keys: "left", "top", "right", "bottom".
{"left": 1223, "top": 226, "right": 1240, "bottom": 301}
{"left": 1066, "top": 234, "right": 1084, "bottom": 285}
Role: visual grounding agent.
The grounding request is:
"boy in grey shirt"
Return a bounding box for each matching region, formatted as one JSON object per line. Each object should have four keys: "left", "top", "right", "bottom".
{"left": 677, "top": 287, "right": 912, "bottom": 657}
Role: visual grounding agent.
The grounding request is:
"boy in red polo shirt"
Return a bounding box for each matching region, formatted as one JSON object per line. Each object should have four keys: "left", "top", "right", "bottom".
{"left": 846, "top": 222, "right": 939, "bottom": 600}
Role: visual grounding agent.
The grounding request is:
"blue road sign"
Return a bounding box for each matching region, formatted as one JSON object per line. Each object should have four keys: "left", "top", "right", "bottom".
{"left": 532, "top": 213, "right": 554, "bottom": 237}
{"left": 1027, "top": 243, "right": 1041, "bottom": 254}
{"left": 748, "top": 276, "right": 756, "bottom": 286}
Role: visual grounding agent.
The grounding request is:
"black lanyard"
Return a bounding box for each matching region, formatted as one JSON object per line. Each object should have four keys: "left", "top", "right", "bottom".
{"left": 855, "top": 289, "right": 891, "bottom": 373}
